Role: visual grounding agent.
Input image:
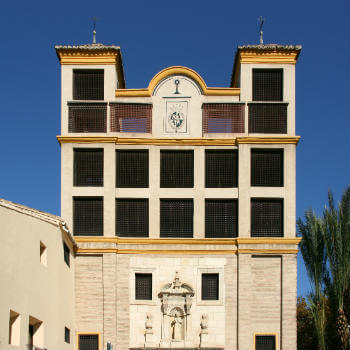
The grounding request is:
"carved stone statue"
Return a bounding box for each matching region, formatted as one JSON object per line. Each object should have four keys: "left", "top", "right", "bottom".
{"left": 171, "top": 309, "right": 183, "bottom": 341}
{"left": 200, "top": 314, "right": 208, "bottom": 334}
{"left": 145, "top": 314, "right": 153, "bottom": 334}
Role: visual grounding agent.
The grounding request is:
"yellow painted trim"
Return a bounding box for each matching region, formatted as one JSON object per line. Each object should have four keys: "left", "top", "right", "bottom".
{"left": 254, "top": 333, "right": 279, "bottom": 350}
{"left": 238, "top": 249, "right": 298, "bottom": 255}
{"left": 77, "top": 332, "right": 100, "bottom": 350}
{"left": 74, "top": 237, "right": 301, "bottom": 245}
{"left": 58, "top": 51, "right": 117, "bottom": 65}
{"left": 57, "top": 136, "right": 301, "bottom": 146}
{"left": 115, "top": 66, "right": 240, "bottom": 97}
{"left": 236, "top": 136, "right": 300, "bottom": 145}
{"left": 240, "top": 50, "right": 299, "bottom": 64}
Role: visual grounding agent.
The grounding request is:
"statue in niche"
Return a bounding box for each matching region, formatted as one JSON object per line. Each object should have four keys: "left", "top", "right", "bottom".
{"left": 200, "top": 314, "right": 208, "bottom": 334}
{"left": 171, "top": 309, "right": 183, "bottom": 341}
{"left": 145, "top": 314, "right": 153, "bottom": 335}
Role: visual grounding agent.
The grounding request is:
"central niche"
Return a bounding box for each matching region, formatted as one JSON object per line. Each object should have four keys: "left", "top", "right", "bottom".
{"left": 158, "top": 272, "right": 194, "bottom": 348}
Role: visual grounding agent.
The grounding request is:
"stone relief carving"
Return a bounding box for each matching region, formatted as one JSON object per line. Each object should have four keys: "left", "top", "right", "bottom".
{"left": 144, "top": 314, "right": 154, "bottom": 348}
{"left": 199, "top": 314, "right": 209, "bottom": 348}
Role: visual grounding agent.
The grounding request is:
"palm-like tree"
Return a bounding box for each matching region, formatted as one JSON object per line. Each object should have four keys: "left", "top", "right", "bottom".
{"left": 323, "top": 188, "right": 350, "bottom": 350}
{"left": 298, "top": 210, "right": 327, "bottom": 350}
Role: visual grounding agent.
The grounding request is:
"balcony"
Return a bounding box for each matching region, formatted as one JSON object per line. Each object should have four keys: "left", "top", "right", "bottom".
{"left": 68, "top": 102, "right": 107, "bottom": 133}
{"left": 248, "top": 102, "right": 288, "bottom": 134}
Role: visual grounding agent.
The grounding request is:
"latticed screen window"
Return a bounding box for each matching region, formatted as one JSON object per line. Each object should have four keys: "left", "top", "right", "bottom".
{"left": 202, "top": 103, "right": 245, "bottom": 133}
{"left": 135, "top": 273, "right": 152, "bottom": 300}
{"left": 79, "top": 334, "right": 99, "bottom": 350}
{"left": 110, "top": 103, "right": 152, "bottom": 133}
{"left": 73, "top": 197, "right": 103, "bottom": 236}
{"left": 116, "top": 150, "right": 148, "bottom": 188}
{"left": 73, "top": 69, "right": 104, "bottom": 100}
{"left": 74, "top": 149, "right": 103, "bottom": 186}
{"left": 160, "top": 151, "right": 193, "bottom": 188}
{"left": 251, "top": 199, "right": 283, "bottom": 237}
{"left": 205, "top": 200, "right": 238, "bottom": 238}
{"left": 253, "top": 69, "right": 283, "bottom": 101}
{"left": 63, "top": 242, "right": 70, "bottom": 267}
{"left": 251, "top": 149, "right": 283, "bottom": 187}
{"left": 255, "top": 335, "right": 276, "bottom": 350}
{"left": 116, "top": 199, "right": 149, "bottom": 237}
{"left": 248, "top": 103, "right": 287, "bottom": 134}
{"left": 202, "top": 273, "right": 219, "bottom": 300}
{"left": 205, "top": 150, "right": 238, "bottom": 188}
{"left": 68, "top": 103, "right": 107, "bottom": 133}
{"left": 160, "top": 199, "right": 193, "bottom": 238}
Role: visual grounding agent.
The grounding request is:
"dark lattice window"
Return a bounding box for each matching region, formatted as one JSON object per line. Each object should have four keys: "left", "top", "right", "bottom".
{"left": 251, "top": 199, "right": 283, "bottom": 237}
{"left": 205, "top": 150, "right": 238, "bottom": 188}
{"left": 64, "top": 327, "right": 70, "bottom": 344}
{"left": 79, "top": 334, "right": 99, "bottom": 350}
{"left": 205, "top": 200, "right": 238, "bottom": 238}
{"left": 160, "top": 199, "right": 193, "bottom": 238}
{"left": 160, "top": 151, "right": 193, "bottom": 188}
{"left": 202, "top": 273, "right": 219, "bottom": 300}
{"left": 116, "top": 150, "right": 148, "bottom": 188}
{"left": 255, "top": 335, "right": 276, "bottom": 350}
{"left": 73, "top": 69, "right": 104, "bottom": 100}
{"left": 68, "top": 103, "right": 107, "bottom": 133}
{"left": 135, "top": 273, "right": 152, "bottom": 300}
{"left": 73, "top": 197, "right": 103, "bottom": 236}
{"left": 248, "top": 103, "right": 287, "bottom": 134}
{"left": 202, "top": 103, "right": 245, "bottom": 133}
{"left": 110, "top": 103, "right": 152, "bottom": 133}
{"left": 74, "top": 149, "right": 103, "bottom": 186}
{"left": 63, "top": 242, "right": 70, "bottom": 267}
{"left": 116, "top": 199, "right": 149, "bottom": 237}
{"left": 251, "top": 149, "right": 283, "bottom": 187}
{"left": 253, "top": 69, "right": 283, "bottom": 101}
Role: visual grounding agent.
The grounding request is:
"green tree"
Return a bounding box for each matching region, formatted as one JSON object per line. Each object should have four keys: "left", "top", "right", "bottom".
{"left": 297, "top": 210, "right": 327, "bottom": 350}
{"left": 323, "top": 188, "right": 350, "bottom": 350}
{"left": 297, "top": 297, "right": 318, "bottom": 350}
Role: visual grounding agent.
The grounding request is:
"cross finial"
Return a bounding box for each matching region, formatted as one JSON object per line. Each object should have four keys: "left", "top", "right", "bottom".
{"left": 92, "top": 17, "right": 97, "bottom": 44}
{"left": 258, "top": 16, "right": 265, "bottom": 45}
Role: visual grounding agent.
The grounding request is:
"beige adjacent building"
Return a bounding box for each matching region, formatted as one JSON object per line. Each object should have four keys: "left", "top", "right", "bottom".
{"left": 1, "top": 41, "right": 302, "bottom": 350}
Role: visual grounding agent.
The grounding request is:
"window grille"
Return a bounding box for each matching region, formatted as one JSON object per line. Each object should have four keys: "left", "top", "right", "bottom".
{"left": 251, "top": 199, "right": 283, "bottom": 237}
{"left": 251, "top": 149, "right": 283, "bottom": 187}
{"left": 73, "top": 69, "right": 104, "bottom": 100}
{"left": 116, "top": 199, "right": 149, "bottom": 237}
{"left": 63, "top": 242, "right": 70, "bottom": 267}
{"left": 255, "top": 335, "right": 276, "bottom": 350}
{"left": 110, "top": 103, "right": 152, "bottom": 133}
{"left": 135, "top": 273, "right": 152, "bottom": 300}
{"left": 202, "top": 273, "right": 219, "bottom": 300}
{"left": 64, "top": 327, "right": 70, "bottom": 344}
{"left": 248, "top": 103, "right": 287, "bottom": 134}
{"left": 205, "top": 150, "right": 238, "bottom": 188}
{"left": 73, "top": 197, "right": 103, "bottom": 236}
{"left": 79, "top": 334, "right": 99, "bottom": 350}
{"left": 68, "top": 103, "right": 107, "bottom": 133}
{"left": 74, "top": 149, "right": 103, "bottom": 186}
{"left": 160, "top": 199, "right": 193, "bottom": 238}
{"left": 253, "top": 69, "right": 283, "bottom": 101}
{"left": 202, "top": 103, "right": 245, "bottom": 133}
{"left": 116, "top": 150, "right": 149, "bottom": 188}
{"left": 160, "top": 151, "right": 194, "bottom": 188}
{"left": 205, "top": 200, "right": 238, "bottom": 238}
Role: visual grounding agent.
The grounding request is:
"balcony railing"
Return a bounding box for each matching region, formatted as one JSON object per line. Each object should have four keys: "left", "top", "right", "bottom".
{"left": 68, "top": 102, "right": 107, "bottom": 133}
{"left": 248, "top": 102, "right": 288, "bottom": 134}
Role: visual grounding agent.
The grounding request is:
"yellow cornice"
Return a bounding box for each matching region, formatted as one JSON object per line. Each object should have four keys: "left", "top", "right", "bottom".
{"left": 58, "top": 51, "right": 118, "bottom": 65}
{"left": 238, "top": 249, "right": 298, "bottom": 255}
{"left": 239, "top": 51, "right": 299, "bottom": 64}
{"left": 74, "top": 237, "right": 301, "bottom": 245}
{"left": 115, "top": 66, "right": 240, "bottom": 97}
{"left": 57, "top": 136, "right": 301, "bottom": 146}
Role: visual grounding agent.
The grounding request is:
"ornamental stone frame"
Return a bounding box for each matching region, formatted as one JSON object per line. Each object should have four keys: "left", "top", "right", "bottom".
{"left": 158, "top": 272, "right": 194, "bottom": 348}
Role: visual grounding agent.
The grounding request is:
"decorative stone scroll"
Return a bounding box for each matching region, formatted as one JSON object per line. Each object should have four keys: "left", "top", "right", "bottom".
{"left": 158, "top": 272, "right": 194, "bottom": 348}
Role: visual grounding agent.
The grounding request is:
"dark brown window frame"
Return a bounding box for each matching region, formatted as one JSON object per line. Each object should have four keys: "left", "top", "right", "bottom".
{"left": 201, "top": 273, "right": 219, "bottom": 300}
{"left": 135, "top": 273, "right": 152, "bottom": 300}
{"left": 73, "top": 69, "right": 104, "bottom": 101}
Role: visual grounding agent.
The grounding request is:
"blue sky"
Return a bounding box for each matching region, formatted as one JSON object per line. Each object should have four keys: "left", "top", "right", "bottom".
{"left": 0, "top": 0, "right": 349, "bottom": 296}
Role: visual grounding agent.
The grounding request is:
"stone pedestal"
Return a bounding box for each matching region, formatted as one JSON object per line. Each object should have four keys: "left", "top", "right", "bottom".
{"left": 199, "top": 333, "right": 209, "bottom": 348}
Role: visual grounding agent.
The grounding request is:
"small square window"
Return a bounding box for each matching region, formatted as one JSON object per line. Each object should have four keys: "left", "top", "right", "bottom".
{"left": 255, "top": 335, "right": 276, "bottom": 350}
{"left": 64, "top": 327, "right": 70, "bottom": 344}
{"left": 202, "top": 273, "right": 219, "bottom": 300}
{"left": 79, "top": 334, "right": 99, "bottom": 350}
{"left": 135, "top": 273, "right": 152, "bottom": 300}
{"left": 73, "top": 69, "right": 104, "bottom": 100}
{"left": 63, "top": 242, "right": 70, "bottom": 267}
{"left": 40, "top": 241, "right": 47, "bottom": 266}
{"left": 253, "top": 69, "right": 283, "bottom": 101}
